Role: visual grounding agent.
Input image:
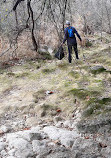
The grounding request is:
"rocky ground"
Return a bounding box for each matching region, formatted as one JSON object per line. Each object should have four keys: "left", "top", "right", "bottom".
{"left": 0, "top": 117, "right": 111, "bottom": 158}
{"left": 0, "top": 34, "right": 111, "bottom": 158}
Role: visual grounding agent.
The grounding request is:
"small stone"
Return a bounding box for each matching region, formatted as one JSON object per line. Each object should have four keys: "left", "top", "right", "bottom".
{"left": 50, "top": 111, "right": 57, "bottom": 116}
{"left": 26, "top": 117, "right": 38, "bottom": 126}
{"left": 41, "top": 111, "right": 46, "bottom": 117}
{"left": 30, "top": 126, "right": 41, "bottom": 132}
{"left": 55, "top": 122, "right": 63, "bottom": 128}
{"left": 0, "top": 125, "right": 11, "bottom": 133}
{"left": 29, "top": 132, "right": 42, "bottom": 141}
{"left": 29, "top": 109, "right": 35, "bottom": 114}
{"left": 54, "top": 116, "right": 63, "bottom": 123}
{"left": 63, "top": 120, "right": 72, "bottom": 128}
{"left": 1, "top": 149, "right": 7, "bottom": 156}
{"left": 48, "top": 142, "right": 56, "bottom": 146}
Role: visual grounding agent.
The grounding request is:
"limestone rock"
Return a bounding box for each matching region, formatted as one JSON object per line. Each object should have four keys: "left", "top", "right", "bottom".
{"left": 43, "top": 126, "right": 80, "bottom": 148}
{"left": 63, "top": 120, "right": 72, "bottom": 128}
{"left": 46, "top": 147, "right": 71, "bottom": 158}
{"left": 71, "top": 137, "right": 100, "bottom": 157}
{"left": 7, "top": 135, "right": 33, "bottom": 158}
{"left": 0, "top": 125, "right": 11, "bottom": 133}
{"left": 29, "top": 132, "right": 42, "bottom": 141}
{"left": 32, "top": 140, "right": 47, "bottom": 153}
{"left": 0, "top": 142, "right": 6, "bottom": 152}
{"left": 55, "top": 122, "right": 63, "bottom": 128}
{"left": 91, "top": 65, "right": 106, "bottom": 74}
{"left": 77, "top": 115, "right": 111, "bottom": 133}
{"left": 8, "top": 149, "right": 16, "bottom": 156}
{"left": 8, "top": 137, "right": 31, "bottom": 150}
{"left": 15, "top": 148, "right": 33, "bottom": 158}
{"left": 101, "top": 146, "right": 111, "bottom": 158}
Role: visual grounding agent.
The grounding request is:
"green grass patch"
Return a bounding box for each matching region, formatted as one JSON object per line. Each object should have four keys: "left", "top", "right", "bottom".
{"left": 0, "top": 68, "right": 6, "bottom": 74}
{"left": 82, "top": 107, "right": 94, "bottom": 117}
{"left": 38, "top": 51, "right": 52, "bottom": 60}
{"left": 57, "top": 62, "right": 68, "bottom": 70}
{"left": 24, "top": 61, "right": 41, "bottom": 70}
{"left": 7, "top": 72, "right": 15, "bottom": 77}
{"left": 83, "top": 97, "right": 111, "bottom": 117}
{"left": 64, "top": 81, "right": 72, "bottom": 87}
{"left": 28, "top": 72, "right": 41, "bottom": 80}
{"left": 41, "top": 104, "right": 58, "bottom": 111}
{"left": 68, "top": 88, "right": 100, "bottom": 100}
{"left": 69, "top": 71, "right": 80, "bottom": 79}
{"left": 15, "top": 72, "right": 29, "bottom": 78}
{"left": 40, "top": 104, "right": 59, "bottom": 117}
{"left": 91, "top": 66, "right": 106, "bottom": 74}
{"left": 80, "top": 65, "right": 89, "bottom": 71}
{"left": 94, "top": 79, "right": 102, "bottom": 83}
{"left": 86, "top": 97, "right": 111, "bottom": 107}
{"left": 85, "top": 40, "right": 93, "bottom": 47}
{"left": 41, "top": 68, "right": 55, "bottom": 74}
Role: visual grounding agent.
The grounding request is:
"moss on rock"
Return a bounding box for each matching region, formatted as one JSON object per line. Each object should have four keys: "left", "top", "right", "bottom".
{"left": 91, "top": 66, "right": 106, "bottom": 74}
{"left": 83, "top": 97, "right": 111, "bottom": 117}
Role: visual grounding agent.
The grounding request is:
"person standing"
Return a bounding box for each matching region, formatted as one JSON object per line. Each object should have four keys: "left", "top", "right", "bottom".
{"left": 62, "top": 21, "right": 82, "bottom": 63}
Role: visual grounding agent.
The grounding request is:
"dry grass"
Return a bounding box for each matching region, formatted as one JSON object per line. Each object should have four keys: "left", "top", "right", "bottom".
{"left": 0, "top": 33, "right": 111, "bottom": 121}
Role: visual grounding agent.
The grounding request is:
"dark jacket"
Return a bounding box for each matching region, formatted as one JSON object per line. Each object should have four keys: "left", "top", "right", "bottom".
{"left": 63, "top": 26, "right": 82, "bottom": 46}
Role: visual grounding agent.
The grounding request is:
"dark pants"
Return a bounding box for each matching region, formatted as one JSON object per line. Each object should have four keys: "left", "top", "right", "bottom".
{"left": 68, "top": 43, "right": 79, "bottom": 63}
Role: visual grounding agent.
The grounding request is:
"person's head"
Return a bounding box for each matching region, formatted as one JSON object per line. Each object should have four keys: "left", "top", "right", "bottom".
{"left": 66, "top": 21, "right": 70, "bottom": 27}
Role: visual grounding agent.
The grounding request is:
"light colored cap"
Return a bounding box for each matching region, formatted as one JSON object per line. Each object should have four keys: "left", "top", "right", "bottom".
{"left": 66, "top": 21, "right": 70, "bottom": 25}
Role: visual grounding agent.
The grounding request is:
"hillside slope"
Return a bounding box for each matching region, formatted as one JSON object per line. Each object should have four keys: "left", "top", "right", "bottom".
{"left": 0, "top": 34, "right": 111, "bottom": 158}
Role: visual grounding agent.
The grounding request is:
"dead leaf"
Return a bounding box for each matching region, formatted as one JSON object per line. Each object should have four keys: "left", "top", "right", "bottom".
{"left": 86, "top": 96, "right": 90, "bottom": 101}
{"left": 84, "top": 136, "right": 90, "bottom": 139}
{"left": 23, "top": 127, "right": 31, "bottom": 131}
{"left": 56, "top": 109, "right": 61, "bottom": 113}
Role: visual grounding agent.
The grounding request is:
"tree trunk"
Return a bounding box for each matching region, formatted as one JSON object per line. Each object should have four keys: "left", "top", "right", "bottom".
{"left": 27, "top": 0, "right": 38, "bottom": 51}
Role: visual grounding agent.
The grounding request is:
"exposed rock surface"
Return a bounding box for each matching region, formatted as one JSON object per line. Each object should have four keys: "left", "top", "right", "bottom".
{"left": 91, "top": 65, "right": 106, "bottom": 74}
{"left": 77, "top": 114, "right": 111, "bottom": 133}
{"left": 0, "top": 119, "right": 111, "bottom": 158}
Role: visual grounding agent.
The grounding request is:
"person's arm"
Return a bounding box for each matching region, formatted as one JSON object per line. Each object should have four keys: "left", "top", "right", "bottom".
{"left": 74, "top": 28, "right": 82, "bottom": 41}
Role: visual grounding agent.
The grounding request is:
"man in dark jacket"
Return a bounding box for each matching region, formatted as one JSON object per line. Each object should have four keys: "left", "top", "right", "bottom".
{"left": 62, "top": 21, "right": 82, "bottom": 63}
